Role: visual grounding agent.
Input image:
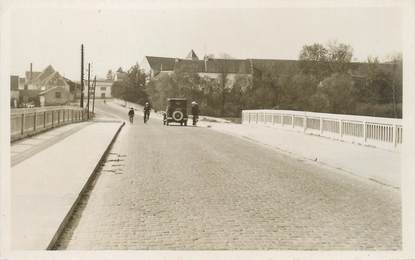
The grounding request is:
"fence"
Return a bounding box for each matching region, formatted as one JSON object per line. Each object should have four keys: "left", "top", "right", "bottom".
{"left": 11, "top": 106, "right": 90, "bottom": 142}
{"left": 242, "top": 109, "right": 403, "bottom": 151}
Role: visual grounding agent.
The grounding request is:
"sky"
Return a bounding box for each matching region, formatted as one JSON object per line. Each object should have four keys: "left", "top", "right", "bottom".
{"left": 9, "top": 5, "right": 402, "bottom": 80}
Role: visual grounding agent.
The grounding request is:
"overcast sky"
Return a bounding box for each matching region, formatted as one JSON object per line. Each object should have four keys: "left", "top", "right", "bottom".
{"left": 9, "top": 6, "right": 402, "bottom": 80}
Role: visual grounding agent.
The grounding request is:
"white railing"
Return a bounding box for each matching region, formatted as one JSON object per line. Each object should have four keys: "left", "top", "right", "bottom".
{"left": 242, "top": 109, "right": 403, "bottom": 151}
{"left": 11, "top": 106, "right": 90, "bottom": 142}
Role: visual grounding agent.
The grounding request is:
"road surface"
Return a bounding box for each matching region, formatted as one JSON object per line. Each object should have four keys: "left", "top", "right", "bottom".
{"left": 55, "top": 100, "right": 401, "bottom": 250}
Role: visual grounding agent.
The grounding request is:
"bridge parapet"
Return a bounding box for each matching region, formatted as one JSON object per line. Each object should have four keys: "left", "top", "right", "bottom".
{"left": 11, "top": 106, "right": 90, "bottom": 142}
{"left": 242, "top": 109, "right": 402, "bottom": 151}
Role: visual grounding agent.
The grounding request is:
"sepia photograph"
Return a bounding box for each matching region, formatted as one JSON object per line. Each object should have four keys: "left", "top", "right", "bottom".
{"left": 1, "top": 0, "right": 414, "bottom": 259}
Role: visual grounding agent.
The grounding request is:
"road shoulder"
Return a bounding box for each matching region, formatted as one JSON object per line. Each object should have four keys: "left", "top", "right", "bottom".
{"left": 203, "top": 122, "right": 401, "bottom": 189}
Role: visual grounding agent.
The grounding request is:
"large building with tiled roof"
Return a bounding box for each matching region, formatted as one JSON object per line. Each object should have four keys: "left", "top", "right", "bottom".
{"left": 141, "top": 50, "right": 254, "bottom": 83}
{"left": 141, "top": 50, "right": 399, "bottom": 91}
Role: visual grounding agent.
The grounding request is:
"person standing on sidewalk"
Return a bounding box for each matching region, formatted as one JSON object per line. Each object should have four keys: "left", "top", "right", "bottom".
{"left": 143, "top": 102, "right": 151, "bottom": 123}
{"left": 191, "top": 101, "right": 199, "bottom": 126}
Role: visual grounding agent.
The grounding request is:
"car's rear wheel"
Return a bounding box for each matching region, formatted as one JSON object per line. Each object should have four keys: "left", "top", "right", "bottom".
{"left": 172, "top": 111, "right": 184, "bottom": 121}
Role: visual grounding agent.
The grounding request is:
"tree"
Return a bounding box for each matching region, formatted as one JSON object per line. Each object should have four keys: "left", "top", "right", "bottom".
{"left": 326, "top": 41, "right": 354, "bottom": 74}
{"left": 385, "top": 53, "right": 402, "bottom": 118}
{"left": 299, "top": 41, "right": 354, "bottom": 78}
{"left": 309, "top": 92, "right": 330, "bottom": 112}
{"left": 217, "top": 60, "right": 229, "bottom": 116}
{"left": 318, "top": 73, "right": 356, "bottom": 114}
{"left": 111, "top": 63, "right": 147, "bottom": 104}
{"left": 289, "top": 73, "right": 319, "bottom": 110}
{"left": 299, "top": 43, "right": 328, "bottom": 62}
{"left": 299, "top": 43, "right": 329, "bottom": 80}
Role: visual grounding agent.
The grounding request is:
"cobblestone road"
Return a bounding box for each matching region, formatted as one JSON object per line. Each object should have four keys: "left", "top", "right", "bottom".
{"left": 56, "top": 102, "right": 401, "bottom": 250}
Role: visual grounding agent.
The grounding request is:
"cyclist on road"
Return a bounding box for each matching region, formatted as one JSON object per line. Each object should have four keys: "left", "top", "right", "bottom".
{"left": 191, "top": 101, "right": 199, "bottom": 126}
{"left": 128, "top": 107, "right": 135, "bottom": 123}
{"left": 144, "top": 102, "right": 151, "bottom": 123}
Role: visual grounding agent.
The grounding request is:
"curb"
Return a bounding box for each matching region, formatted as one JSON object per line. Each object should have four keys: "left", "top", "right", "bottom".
{"left": 46, "top": 121, "right": 126, "bottom": 250}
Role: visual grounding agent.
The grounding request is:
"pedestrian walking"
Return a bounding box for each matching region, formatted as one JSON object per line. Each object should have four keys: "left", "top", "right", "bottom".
{"left": 128, "top": 107, "right": 135, "bottom": 123}
{"left": 144, "top": 102, "right": 151, "bottom": 123}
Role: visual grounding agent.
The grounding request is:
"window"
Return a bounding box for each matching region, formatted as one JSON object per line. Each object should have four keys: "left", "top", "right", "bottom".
{"left": 100, "top": 87, "right": 106, "bottom": 91}
{"left": 101, "top": 93, "right": 106, "bottom": 98}
{"left": 55, "top": 92, "right": 61, "bottom": 98}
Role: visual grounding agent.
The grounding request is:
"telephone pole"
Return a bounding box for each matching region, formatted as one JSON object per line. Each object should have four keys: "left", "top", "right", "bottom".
{"left": 92, "top": 76, "right": 97, "bottom": 114}
{"left": 87, "top": 62, "right": 91, "bottom": 119}
{"left": 80, "top": 44, "right": 84, "bottom": 108}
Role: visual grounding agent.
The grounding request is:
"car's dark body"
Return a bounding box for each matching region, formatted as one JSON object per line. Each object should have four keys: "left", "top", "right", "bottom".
{"left": 163, "top": 98, "right": 188, "bottom": 126}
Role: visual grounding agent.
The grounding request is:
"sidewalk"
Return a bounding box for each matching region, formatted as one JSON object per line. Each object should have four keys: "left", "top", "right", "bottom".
{"left": 11, "top": 118, "right": 124, "bottom": 249}
{"left": 11, "top": 122, "right": 91, "bottom": 167}
{"left": 203, "top": 122, "right": 401, "bottom": 188}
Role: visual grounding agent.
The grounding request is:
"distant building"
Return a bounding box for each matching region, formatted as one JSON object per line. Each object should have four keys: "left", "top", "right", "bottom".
{"left": 39, "top": 86, "right": 71, "bottom": 106}
{"left": 141, "top": 49, "right": 252, "bottom": 87}
{"left": 141, "top": 49, "right": 397, "bottom": 88}
{"left": 113, "top": 71, "right": 128, "bottom": 81}
{"left": 83, "top": 79, "right": 113, "bottom": 99}
{"left": 16, "top": 65, "right": 73, "bottom": 107}
{"left": 185, "top": 49, "right": 199, "bottom": 60}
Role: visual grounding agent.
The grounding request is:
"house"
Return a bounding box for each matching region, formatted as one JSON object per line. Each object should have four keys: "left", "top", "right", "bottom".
{"left": 83, "top": 79, "right": 113, "bottom": 99}
{"left": 65, "top": 78, "right": 82, "bottom": 100}
{"left": 39, "top": 86, "right": 71, "bottom": 106}
{"left": 25, "top": 65, "right": 72, "bottom": 106}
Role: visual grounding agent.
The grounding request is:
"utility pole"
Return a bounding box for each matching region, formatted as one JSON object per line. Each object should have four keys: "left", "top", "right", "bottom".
{"left": 87, "top": 62, "right": 91, "bottom": 119}
{"left": 92, "top": 76, "right": 97, "bottom": 114}
{"left": 80, "top": 44, "right": 84, "bottom": 108}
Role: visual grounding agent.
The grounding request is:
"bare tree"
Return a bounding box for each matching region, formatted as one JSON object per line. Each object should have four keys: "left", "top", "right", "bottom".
{"left": 218, "top": 60, "right": 228, "bottom": 116}
{"left": 385, "top": 53, "right": 402, "bottom": 118}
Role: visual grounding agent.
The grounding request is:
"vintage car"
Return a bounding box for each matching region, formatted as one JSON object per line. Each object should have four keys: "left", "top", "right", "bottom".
{"left": 163, "top": 98, "right": 188, "bottom": 126}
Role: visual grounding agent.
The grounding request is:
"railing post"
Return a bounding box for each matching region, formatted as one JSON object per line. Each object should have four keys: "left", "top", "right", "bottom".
{"left": 271, "top": 112, "right": 274, "bottom": 125}
{"left": 44, "top": 111, "right": 46, "bottom": 129}
{"left": 393, "top": 124, "right": 397, "bottom": 147}
{"left": 292, "top": 115, "right": 294, "bottom": 128}
{"left": 51, "top": 111, "right": 54, "bottom": 127}
{"left": 21, "top": 113, "right": 24, "bottom": 135}
{"left": 33, "top": 112, "right": 36, "bottom": 131}
{"left": 340, "top": 120, "right": 343, "bottom": 138}
{"left": 320, "top": 118, "right": 323, "bottom": 135}
{"left": 363, "top": 121, "right": 367, "bottom": 144}
{"left": 303, "top": 116, "right": 307, "bottom": 133}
